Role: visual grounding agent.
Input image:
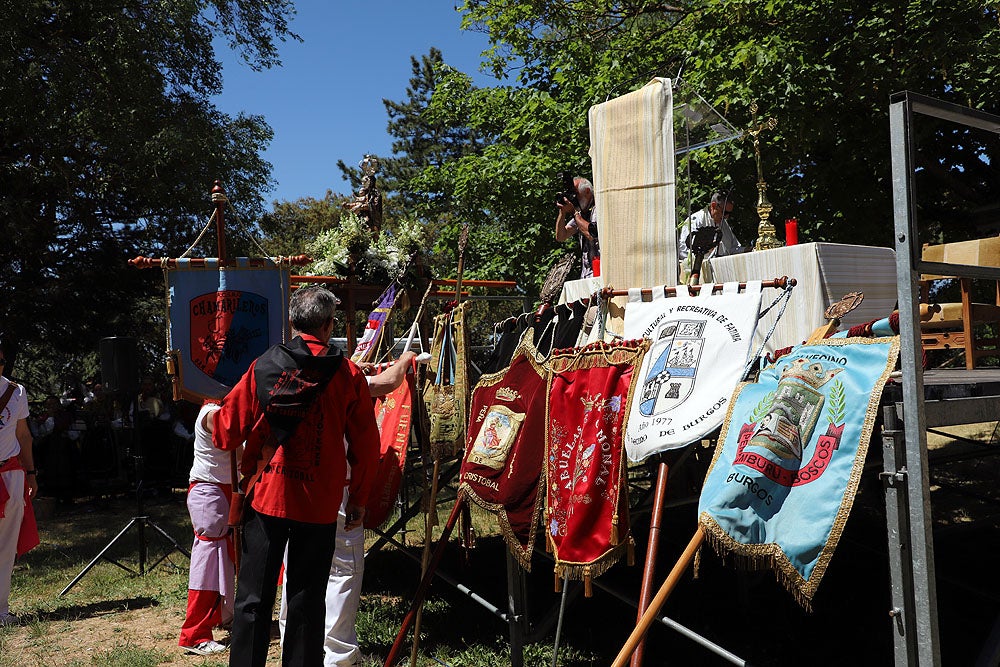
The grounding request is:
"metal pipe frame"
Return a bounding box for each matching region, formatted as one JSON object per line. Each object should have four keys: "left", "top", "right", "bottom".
{"left": 887, "top": 90, "right": 1000, "bottom": 666}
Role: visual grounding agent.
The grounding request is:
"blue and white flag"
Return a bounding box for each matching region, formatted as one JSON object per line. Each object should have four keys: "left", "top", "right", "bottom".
{"left": 623, "top": 281, "right": 762, "bottom": 462}
{"left": 697, "top": 337, "right": 899, "bottom": 609}
{"left": 167, "top": 258, "right": 290, "bottom": 401}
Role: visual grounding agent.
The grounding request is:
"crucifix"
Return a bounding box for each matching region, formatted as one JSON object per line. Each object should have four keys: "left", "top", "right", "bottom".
{"left": 746, "top": 102, "right": 783, "bottom": 251}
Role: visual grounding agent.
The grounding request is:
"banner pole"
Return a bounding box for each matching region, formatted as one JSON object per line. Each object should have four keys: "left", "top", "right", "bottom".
{"left": 384, "top": 497, "right": 464, "bottom": 667}
{"left": 409, "top": 457, "right": 441, "bottom": 666}
{"left": 631, "top": 460, "right": 671, "bottom": 667}
{"left": 211, "top": 181, "right": 228, "bottom": 264}
{"left": 611, "top": 527, "right": 705, "bottom": 667}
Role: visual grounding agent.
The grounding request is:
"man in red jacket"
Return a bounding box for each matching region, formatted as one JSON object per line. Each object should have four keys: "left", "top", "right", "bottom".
{"left": 213, "top": 286, "right": 380, "bottom": 667}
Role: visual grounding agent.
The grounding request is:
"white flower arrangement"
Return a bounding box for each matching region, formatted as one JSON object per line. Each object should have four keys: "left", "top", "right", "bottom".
{"left": 305, "top": 212, "right": 427, "bottom": 283}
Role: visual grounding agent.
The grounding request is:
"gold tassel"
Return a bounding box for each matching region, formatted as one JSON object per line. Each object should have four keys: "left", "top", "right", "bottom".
{"left": 627, "top": 537, "right": 635, "bottom": 567}
{"left": 554, "top": 569, "right": 562, "bottom": 593}
{"left": 584, "top": 567, "right": 593, "bottom": 598}
{"left": 611, "top": 513, "right": 619, "bottom": 546}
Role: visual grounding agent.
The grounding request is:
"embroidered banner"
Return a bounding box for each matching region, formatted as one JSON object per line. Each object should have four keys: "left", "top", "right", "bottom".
{"left": 623, "top": 281, "right": 762, "bottom": 461}
{"left": 423, "top": 303, "right": 471, "bottom": 460}
{"left": 365, "top": 371, "right": 414, "bottom": 529}
{"left": 352, "top": 283, "right": 399, "bottom": 363}
{"left": 545, "top": 339, "right": 648, "bottom": 589}
{"left": 697, "top": 337, "right": 899, "bottom": 609}
{"left": 167, "top": 258, "right": 290, "bottom": 401}
{"left": 458, "top": 332, "right": 548, "bottom": 570}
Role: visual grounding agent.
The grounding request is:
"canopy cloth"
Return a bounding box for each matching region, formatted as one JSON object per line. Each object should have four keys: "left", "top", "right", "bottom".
{"left": 589, "top": 78, "right": 678, "bottom": 335}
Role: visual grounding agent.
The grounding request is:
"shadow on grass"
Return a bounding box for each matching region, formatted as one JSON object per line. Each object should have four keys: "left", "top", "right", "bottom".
{"left": 27, "top": 595, "right": 161, "bottom": 623}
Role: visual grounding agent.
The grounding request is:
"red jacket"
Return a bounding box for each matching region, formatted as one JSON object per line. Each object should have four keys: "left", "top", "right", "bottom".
{"left": 213, "top": 336, "right": 379, "bottom": 524}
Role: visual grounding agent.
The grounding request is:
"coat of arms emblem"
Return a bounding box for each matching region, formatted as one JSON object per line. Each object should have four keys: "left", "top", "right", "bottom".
{"left": 638, "top": 320, "right": 704, "bottom": 416}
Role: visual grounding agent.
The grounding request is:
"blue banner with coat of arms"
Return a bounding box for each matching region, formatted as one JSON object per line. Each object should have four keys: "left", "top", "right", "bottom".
{"left": 697, "top": 337, "right": 899, "bottom": 609}
{"left": 167, "top": 258, "right": 290, "bottom": 401}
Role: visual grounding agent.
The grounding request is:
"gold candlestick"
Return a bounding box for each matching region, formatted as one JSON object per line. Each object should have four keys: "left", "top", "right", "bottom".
{"left": 746, "top": 103, "right": 783, "bottom": 251}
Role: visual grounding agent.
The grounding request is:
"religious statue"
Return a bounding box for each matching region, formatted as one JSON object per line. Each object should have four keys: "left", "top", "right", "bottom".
{"left": 345, "top": 154, "right": 384, "bottom": 238}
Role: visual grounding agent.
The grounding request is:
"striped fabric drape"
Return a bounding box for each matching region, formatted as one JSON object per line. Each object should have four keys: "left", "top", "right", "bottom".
{"left": 589, "top": 78, "right": 678, "bottom": 335}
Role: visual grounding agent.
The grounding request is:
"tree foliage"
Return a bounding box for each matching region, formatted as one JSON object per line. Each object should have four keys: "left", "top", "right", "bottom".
{"left": 380, "top": 0, "right": 1000, "bottom": 297}
{"left": 0, "top": 0, "right": 297, "bottom": 393}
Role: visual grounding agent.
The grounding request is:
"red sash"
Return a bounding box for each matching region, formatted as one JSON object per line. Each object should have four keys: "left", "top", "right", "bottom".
{"left": 0, "top": 458, "right": 39, "bottom": 557}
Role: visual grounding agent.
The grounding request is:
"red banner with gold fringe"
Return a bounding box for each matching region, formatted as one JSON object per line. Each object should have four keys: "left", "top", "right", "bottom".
{"left": 458, "top": 333, "right": 548, "bottom": 570}
{"left": 364, "top": 373, "right": 414, "bottom": 529}
{"left": 545, "top": 339, "right": 648, "bottom": 592}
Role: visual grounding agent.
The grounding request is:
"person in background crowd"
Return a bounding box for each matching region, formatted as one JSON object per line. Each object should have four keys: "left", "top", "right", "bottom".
{"left": 555, "top": 176, "right": 600, "bottom": 279}
{"left": 0, "top": 339, "right": 38, "bottom": 626}
{"left": 677, "top": 191, "right": 745, "bottom": 277}
{"left": 178, "top": 400, "right": 236, "bottom": 656}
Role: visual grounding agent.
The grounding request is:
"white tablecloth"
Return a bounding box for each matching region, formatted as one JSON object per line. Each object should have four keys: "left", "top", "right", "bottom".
{"left": 705, "top": 242, "right": 897, "bottom": 354}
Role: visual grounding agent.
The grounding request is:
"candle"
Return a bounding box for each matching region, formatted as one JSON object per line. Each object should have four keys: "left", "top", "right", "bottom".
{"left": 785, "top": 219, "right": 799, "bottom": 246}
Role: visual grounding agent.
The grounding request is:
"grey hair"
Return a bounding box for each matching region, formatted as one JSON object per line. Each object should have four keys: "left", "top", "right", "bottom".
{"left": 574, "top": 177, "right": 594, "bottom": 200}
{"left": 710, "top": 191, "right": 734, "bottom": 206}
{"left": 289, "top": 286, "right": 340, "bottom": 335}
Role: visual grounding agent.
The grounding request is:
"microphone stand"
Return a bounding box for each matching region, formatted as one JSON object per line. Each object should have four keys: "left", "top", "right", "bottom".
{"left": 60, "top": 392, "right": 190, "bottom": 596}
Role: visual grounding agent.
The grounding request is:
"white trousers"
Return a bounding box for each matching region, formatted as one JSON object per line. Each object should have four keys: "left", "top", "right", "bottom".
{"left": 278, "top": 488, "right": 365, "bottom": 667}
{"left": 0, "top": 470, "right": 26, "bottom": 617}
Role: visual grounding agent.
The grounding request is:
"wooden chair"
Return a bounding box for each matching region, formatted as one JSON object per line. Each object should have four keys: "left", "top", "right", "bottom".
{"left": 920, "top": 237, "right": 1000, "bottom": 369}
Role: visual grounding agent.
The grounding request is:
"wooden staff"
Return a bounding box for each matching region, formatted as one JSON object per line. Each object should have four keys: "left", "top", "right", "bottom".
{"left": 209, "top": 182, "right": 244, "bottom": 576}
{"left": 385, "top": 498, "right": 465, "bottom": 667}
{"left": 603, "top": 276, "right": 796, "bottom": 299}
{"left": 630, "top": 460, "right": 670, "bottom": 667}
{"left": 408, "top": 224, "right": 470, "bottom": 666}
{"left": 611, "top": 528, "right": 706, "bottom": 667}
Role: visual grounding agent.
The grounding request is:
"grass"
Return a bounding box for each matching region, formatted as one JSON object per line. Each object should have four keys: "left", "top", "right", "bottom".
{"left": 4, "top": 421, "right": 997, "bottom": 666}
{"left": 0, "top": 479, "right": 616, "bottom": 667}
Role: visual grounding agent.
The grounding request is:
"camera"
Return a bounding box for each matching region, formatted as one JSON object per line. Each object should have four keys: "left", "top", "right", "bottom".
{"left": 687, "top": 226, "right": 723, "bottom": 256}
{"left": 555, "top": 171, "right": 580, "bottom": 211}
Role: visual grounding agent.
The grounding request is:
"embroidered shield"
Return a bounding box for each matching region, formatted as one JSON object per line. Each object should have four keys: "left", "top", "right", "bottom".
{"left": 189, "top": 290, "right": 271, "bottom": 387}
{"left": 639, "top": 320, "right": 704, "bottom": 416}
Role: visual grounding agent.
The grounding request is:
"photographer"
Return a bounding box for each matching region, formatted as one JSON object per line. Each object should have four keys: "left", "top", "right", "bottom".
{"left": 554, "top": 175, "right": 600, "bottom": 279}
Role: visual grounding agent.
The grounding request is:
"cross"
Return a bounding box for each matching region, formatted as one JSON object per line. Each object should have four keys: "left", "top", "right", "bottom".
{"left": 746, "top": 101, "right": 777, "bottom": 182}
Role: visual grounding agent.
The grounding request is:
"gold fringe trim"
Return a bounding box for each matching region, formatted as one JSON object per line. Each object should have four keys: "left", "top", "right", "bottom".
{"left": 547, "top": 338, "right": 649, "bottom": 374}
{"left": 697, "top": 336, "right": 900, "bottom": 612}
{"left": 551, "top": 541, "right": 632, "bottom": 588}
{"left": 458, "top": 480, "right": 544, "bottom": 573}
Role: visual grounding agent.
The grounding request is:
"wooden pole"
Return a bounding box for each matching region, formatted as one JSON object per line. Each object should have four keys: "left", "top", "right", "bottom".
{"left": 604, "top": 276, "right": 795, "bottom": 299}
{"left": 610, "top": 528, "right": 706, "bottom": 667}
{"left": 384, "top": 498, "right": 465, "bottom": 667}
{"left": 408, "top": 458, "right": 441, "bottom": 666}
{"left": 630, "top": 461, "right": 670, "bottom": 667}
{"left": 211, "top": 181, "right": 228, "bottom": 265}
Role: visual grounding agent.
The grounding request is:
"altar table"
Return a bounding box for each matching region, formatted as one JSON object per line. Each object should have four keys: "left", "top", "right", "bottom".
{"left": 705, "top": 242, "right": 898, "bottom": 354}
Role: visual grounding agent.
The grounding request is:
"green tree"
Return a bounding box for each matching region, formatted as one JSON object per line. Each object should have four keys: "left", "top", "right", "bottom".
{"left": 0, "top": 0, "right": 297, "bottom": 393}
{"left": 259, "top": 192, "right": 346, "bottom": 257}
{"left": 443, "top": 0, "right": 1000, "bottom": 264}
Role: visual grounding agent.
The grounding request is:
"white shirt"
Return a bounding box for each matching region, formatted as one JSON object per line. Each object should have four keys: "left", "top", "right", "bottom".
{"left": 0, "top": 377, "right": 29, "bottom": 461}
{"left": 677, "top": 207, "right": 744, "bottom": 261}
{"left": 188, "top": 403, "right": 232, "bottom": 484}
